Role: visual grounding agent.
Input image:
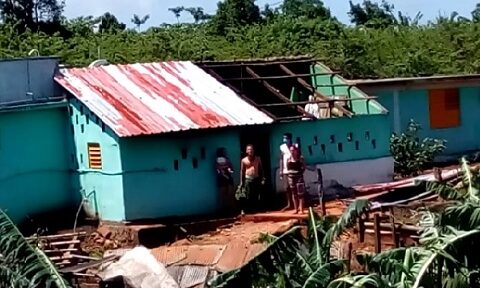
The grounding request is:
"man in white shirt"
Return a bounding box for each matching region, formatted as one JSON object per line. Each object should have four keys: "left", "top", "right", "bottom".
{"left": 304, "top": 95, "right": 321, "bottom": 119}
{"left": 279, "top": 133, "right": 293, "bottom": 211}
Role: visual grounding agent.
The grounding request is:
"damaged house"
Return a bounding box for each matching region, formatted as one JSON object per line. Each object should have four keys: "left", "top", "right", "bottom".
{"left": 2, "top": 55, "right": 479, "bottom": 223}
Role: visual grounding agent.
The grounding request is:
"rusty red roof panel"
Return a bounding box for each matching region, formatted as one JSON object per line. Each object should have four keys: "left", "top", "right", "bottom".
{"left": 54, "top": 61, "right": 273, "bottom": 137}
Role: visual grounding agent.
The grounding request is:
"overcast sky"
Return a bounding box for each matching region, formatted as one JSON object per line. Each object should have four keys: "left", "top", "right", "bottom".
{"left": 63, "top": 0, "right": 478, "bottom": 27}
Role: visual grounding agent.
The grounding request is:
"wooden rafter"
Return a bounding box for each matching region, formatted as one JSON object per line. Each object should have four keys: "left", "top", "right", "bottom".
{"left": 206, "top": 68, "right": 278, "bottom": 120}
{"left": 220, "top": 72, "right": 338, "bottom": 81}
{"left": 244, "top": 66, "right": 312, "bottom": 117}
{"left": 255, "top": 96, "right": 378, "bottom": 107}
{"left": 198, "top": 58, "right": 317, "bottom": 68}
{"left": 278, "top": 64, "right": 353, "bottom": 118}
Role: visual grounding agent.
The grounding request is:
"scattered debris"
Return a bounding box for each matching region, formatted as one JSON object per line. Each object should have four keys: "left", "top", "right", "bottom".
{"left": 82, "top": 225, "right": 136, "bottom": 256}
{"left": 99, "top": 246, "right": 179, "bottom": 288}
{"left": 28, "top": 231, "right": 88, "bottom": 268}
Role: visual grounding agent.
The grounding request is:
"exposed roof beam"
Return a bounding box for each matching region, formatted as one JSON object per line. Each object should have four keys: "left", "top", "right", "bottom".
{"left": 256, "top": 96, "right": 378, "bottom": 107}
{"left": 221, "top": 72, "right": 338, "bottom": 81}
{"left": 245, "top": 66, "right": 312, "bottom": 118}
{"left": 278, "top": 64, "right": 353, "bottom": 118}
{"left": 205, "top": 68, "right": 278, "bottom": 121}
{"left": 198, "top": 58, "right": 317, "bottom": 68}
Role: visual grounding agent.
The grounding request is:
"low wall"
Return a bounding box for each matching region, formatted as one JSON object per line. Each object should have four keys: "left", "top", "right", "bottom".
{"left": 274, "top": 156, "right": 394, "bottom": 198}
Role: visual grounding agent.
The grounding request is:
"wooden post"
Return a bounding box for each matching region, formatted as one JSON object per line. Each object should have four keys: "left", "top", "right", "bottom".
{"left": 358, "top": 216, "right": 365, "bottom": 243}
{"left": 434, "top": 167, "right": 443, "bottom": 182}
{"left": 347, "top": 242, "right": 353, "bottom": 273}
{"left": 390, "top": 207, "right": 399, "bottom": 248}
{"left": 317, "top": 168, "right": 325, "bottom": 216}
{"left": 374, "top": 214, "right": 381, "bottom": 254}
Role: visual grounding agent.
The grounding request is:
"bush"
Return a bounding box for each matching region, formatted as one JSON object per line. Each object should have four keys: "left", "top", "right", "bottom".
{"left": 390, "top": 119, "right": 446, "bottom": 177}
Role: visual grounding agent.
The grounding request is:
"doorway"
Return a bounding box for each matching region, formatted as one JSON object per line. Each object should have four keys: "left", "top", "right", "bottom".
{"left": 239, "top": 125, "right": 275, "bottom": 209}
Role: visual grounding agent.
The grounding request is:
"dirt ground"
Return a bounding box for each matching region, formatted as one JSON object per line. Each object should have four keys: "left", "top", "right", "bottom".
{"left": 170, "top": 220, "right": 298, "bottom": 247}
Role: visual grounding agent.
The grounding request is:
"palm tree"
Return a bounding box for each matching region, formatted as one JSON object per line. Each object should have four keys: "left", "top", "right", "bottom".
{"left": 131, "top": 14, "right": 150, "bottom": 31}
{"left": 0, "top": 209, "right": 70, "bottom": 287}
{"left": 209, "top": 200, "right": 370, "bottom": 287}
{"left": 168, "top": 6, "right": 184, "bottom": 24}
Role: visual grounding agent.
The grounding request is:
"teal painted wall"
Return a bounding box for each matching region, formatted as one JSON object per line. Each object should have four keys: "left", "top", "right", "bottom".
{"left": 376, "top": 87, "right": 480, "bottom": 156}
{"left": 312, "top": 64, "right": 385, "bottom": 115}
{"left": 0, "top": 105, "right": 74, "bottom": 223}
{"left": 69, "top": 99, "right": 125, "bottom": 221}
{"left": 268, "top": 114, "right": 391, "bottom": 179}
{"left": 119, "top": 129, "right": 240, "bottom": 221}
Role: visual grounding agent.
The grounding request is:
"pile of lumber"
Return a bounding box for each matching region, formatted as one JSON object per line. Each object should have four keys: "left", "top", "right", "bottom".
{"left": 27, "top": 231, "right": 98, "bottom": 268}
{"left": 358, "top": 209, "right": 421, "bottom": 254}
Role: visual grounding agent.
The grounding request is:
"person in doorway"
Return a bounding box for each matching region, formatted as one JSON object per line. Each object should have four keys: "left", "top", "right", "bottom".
{"left": 279, "top": 133, "right": 293, "bottom": 211}
{"left": 237, "top": 145, "right": 264, "bottom": 214}
{"left": 286, "top": 145, "right": 306, "bottom": 214}
{"left": 216, "top": 148, "right": 235, "bottom": 214}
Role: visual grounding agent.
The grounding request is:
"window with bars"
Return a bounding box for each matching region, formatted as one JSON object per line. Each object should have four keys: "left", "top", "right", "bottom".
{"left": 429, "top": 88, "right": 460, "bottom": 129}
{"left": 87, "top": 143, "right": 102, "bottom": 169}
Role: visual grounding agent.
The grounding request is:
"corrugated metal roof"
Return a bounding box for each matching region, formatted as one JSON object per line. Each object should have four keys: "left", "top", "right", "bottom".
{"left": 54, "top": 61, "right": 273, "bottom": 137}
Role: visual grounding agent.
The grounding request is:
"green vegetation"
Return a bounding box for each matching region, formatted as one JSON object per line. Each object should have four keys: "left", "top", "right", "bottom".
{"left": 210, "top": 199, "right": 370, "bottom": 287}
{"left": 211, "top": 159, "right": 480, "bottom": 288}
{"left": 0, "top": 209, "right": 69, "bottom": 287}
{"left": 390, "top": 120, "right": 446, "bottom": 177}
{"left": 1, "top": 0, "right": 480, "bottom": 79}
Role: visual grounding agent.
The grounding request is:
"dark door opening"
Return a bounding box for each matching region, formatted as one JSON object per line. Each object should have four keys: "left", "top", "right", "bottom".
{"left": 239, "top": 126, "right": 276, "bottom": 210}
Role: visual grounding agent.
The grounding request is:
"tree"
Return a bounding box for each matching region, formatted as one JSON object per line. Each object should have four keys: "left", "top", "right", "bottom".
{"left": 212, "top": 0, "right": 261, "bottom": 35}
{"left": 348, "top": 0, "right": 396, "bottom": 28}
{"left": 280, "top": 0, "right": 332, "bottom": 20}
{"left": 131, "top": 14, "right": 149, "bottom": 31}
{"left": 261, "top": 4, "right": 277, "bottom": 21}
{"left": 98, "top": 12, "right": 126, "bottom": 33}
{"left": 0, "top": 0, "right": 64, "bottom": 29}
{"left": 472, "top": 3, "right": 480, "bottom": 22}
{"left": 396, "top": 11, "right": 423, "bottom": 26}
{"left": 184, "top": 7, "right": 210, "bottom": 23}
{"left": 168, "top": 6, "right": 184, "bottom": 24}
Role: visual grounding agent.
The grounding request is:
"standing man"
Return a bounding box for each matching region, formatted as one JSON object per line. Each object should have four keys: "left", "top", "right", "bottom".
{"left": 280, "top": 133, "right": 293, "bottom": 211}
{"left": 237, "top": 144, "right": 264, "bottom": 213}
{"left": 215, "top": 147, "right": 235, "bottom": 214}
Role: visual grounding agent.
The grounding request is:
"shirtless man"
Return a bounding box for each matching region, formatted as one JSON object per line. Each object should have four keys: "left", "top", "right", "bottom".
{"left": 239, "top": 145, "right": 264, "bottom": 213}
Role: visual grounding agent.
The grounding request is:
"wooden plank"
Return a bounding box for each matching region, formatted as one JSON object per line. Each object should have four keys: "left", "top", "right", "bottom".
{"left": 198, "top": 58, "right": 320, "bottom": 68}
{"left": 358, "top": 217, "right": 365, "bottom": 243}
{"left": 44, "top": 248, "right": 78, "bottom": 253}
{"left": 256, "top": 97, "right": 377, "bottom": 107}
{"left": 221, "top": 72, "right": 335, "bottom": 81}
{"left": 279, "top": 64, "right": 353, "bottom": 117}
{"left": 363, "top": 222, "right": 420, "bottom": 233}
{"left": 245, "top": 66, "right": 311, "bottom": 117}
{"left": 27, "top": 232, "right": 86, "bottom": 241}
{"left": 49, "top": 240, "right": 81, "bottom": 246}
{"left": 60, "top": 255, "right": 120, "bottom": 274}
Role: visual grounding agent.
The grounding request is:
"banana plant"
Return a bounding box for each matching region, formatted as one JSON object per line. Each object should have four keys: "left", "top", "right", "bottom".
{"left": 330, "top": 159, "right": 480, "bottom": 288}
{"left": 209, "top": 199, "right": 370, "bottom": 288}
{"left": 0, "top": 209, "right": 70, "bottom": 288}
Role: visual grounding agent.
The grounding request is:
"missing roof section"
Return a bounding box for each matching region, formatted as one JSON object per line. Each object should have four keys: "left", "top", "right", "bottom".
{"left": 197, "top": 56, "right": 354, "bottom": 121}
